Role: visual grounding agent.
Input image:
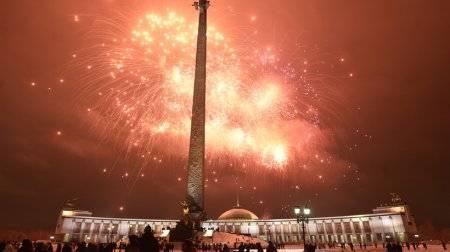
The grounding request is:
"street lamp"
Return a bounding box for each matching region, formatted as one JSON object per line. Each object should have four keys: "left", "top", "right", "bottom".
{"left": 294, "top": 205, "right": 311, "bottom": 248}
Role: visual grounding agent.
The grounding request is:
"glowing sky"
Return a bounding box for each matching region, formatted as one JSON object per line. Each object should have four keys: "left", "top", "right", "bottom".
{"left": 0, "top": 0, "right": 449, "bottom": 230}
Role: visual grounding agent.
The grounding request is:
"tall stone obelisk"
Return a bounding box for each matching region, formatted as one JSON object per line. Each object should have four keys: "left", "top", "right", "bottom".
{"left": 186, "top": 0, "right": 209, "bottom": 228}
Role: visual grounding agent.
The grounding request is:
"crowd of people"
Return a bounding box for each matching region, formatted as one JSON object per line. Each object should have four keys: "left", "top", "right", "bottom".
{"left": 0, "top": 229, "right": 448, "bottom": 252}
{"left": 0, "top": 225, "right": 162, "bottom": 252}
{"left": 0, "top": 239, "right": 283, "bottom": 252}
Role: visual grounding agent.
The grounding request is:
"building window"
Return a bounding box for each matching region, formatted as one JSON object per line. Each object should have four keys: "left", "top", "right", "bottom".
{"left": 325, "top": 223, "right": 333, "bottom": 234}
{"left": 344, "top": 222, "right": 352, "bottom": 233}
{"left": 334, "top": 223, "right": 343, "bottom": 234}
{"left": 102, "top": 224, "right": 109, "bottom": 235}
{"left": 71, "top": 234, "right": 80, "bottom": 242}
{"left": 291, "top": 224, "right": 299, "bottom": 234}
{"left": 259, "top": 225, "right": 265, "bottom": 235}
{"left": 73, "top": 222, "right": 82, "bottom": 234}
{"left": 111, "top": 224, "right": 118, "bottom": 234}
{"left": 353, "top": 222, "right": 361, "bottom": 233}
{"left": 363, "top": 221, "right": 371, "bottom": 233}
{"left": 317, "top": 223, "right": 325, "bottom": 234}
{"left": 82, "top": 223, "right": 91, "bottom": 234}
{"left": 138, "top": 224, "right": 145, "bottom": 234}
{"left": 376, "top": 233, "right": 383, "bottom": 242}
{"left": 92, "top": 223, "right": 100, "bottom": 234}
{"left": 275, "top": 225, "right": 281, "bottom": 235}
{"left": 129, "top": 224, "right": 136, "bottom": 234}
{"left": 283, "top": 224, "right": 290, "bottom": 233}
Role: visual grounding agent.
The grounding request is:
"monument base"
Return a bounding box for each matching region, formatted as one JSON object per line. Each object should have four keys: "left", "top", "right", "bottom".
{"left": 169, "top": 210, "right": 207, "bottom": 242}
{"left": 169, "top": 218, "right": 194, "bottom": 242}
{"left": 188, "top": 210, "right": 207, "bottom": 231}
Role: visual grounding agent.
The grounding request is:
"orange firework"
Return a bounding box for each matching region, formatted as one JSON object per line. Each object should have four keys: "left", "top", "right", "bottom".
{"left": 74, "top": 9, "right": 340, "bottom": 172}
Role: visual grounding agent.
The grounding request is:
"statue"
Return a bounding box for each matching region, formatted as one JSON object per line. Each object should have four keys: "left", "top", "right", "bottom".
{"left": 63, "top": 198, "right": 78, "bottom": 210}
{"left": 170, "top": 201, "right": 195, "bottom": 242}
{"left": 181, "top": 201, "right": 190, "bottom": 216}
{"left": 389, "top": 193, "right": 403, "bottom": 205}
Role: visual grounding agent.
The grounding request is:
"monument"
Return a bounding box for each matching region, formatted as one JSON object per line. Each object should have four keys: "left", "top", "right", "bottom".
{"left": 185, "top": 0, "right": 210, "bottom": 228}
{"left": 170, "top": 1, "right": 210, "bottom": 240}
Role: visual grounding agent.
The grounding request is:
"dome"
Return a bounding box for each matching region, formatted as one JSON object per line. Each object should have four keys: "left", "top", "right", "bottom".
{"left": 217, "top": 207, "right": 259, "bottom": 220}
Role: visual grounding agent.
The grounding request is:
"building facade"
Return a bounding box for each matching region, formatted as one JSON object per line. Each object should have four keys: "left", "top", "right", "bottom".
{"left": 55, "top": 203, "right": 417, "bottom": 244}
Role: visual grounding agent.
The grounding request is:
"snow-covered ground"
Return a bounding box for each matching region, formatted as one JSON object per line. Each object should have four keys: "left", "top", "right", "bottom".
{"left": 197, "top": 231, "right": 269, "bottom": 247}
{"left": 166, "top": 244, "right": 448, "bottom": 252}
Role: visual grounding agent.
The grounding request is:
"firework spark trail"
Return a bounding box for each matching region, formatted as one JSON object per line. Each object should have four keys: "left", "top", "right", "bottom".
{"left": 73, "top": 9, "right": 345, "bottom": 173}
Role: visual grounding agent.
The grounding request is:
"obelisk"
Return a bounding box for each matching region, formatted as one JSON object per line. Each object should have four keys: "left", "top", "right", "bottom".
{"left": 186, "top": 0, "right": 209, "bottom": 229}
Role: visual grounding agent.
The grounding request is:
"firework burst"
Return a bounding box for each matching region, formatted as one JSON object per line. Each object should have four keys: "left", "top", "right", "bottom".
{"left": 73, "top": 8, "right": 346, "bottom": 176}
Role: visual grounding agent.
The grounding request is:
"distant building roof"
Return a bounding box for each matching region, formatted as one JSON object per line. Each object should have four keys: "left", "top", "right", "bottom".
{"left": 61, "top": 209, "right": 93, "bottom": 217}
{"left": 217, "top": 208, "right": 259, "bottom": 220}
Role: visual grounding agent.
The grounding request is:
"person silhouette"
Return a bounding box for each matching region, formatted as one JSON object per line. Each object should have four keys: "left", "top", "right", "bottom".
{"left": 76, "top": 242, "right": 87, "bottom": 252}
{"left": 181, "top": 240, "right": 193, "bottom": 252}
{"left": 126, "top": 235, "right": 140, "bottom": 252}
{"left": 139, "top": 225, "right": 159, "bottom": 252}
{"left": 87, "top": 243, "right": 99, "bottom": 252}
{"left": 61, "top": 243, "right": 72, "bottom": 252}
{"left": 256, "top": 243, "right": 263, "bottom": 252}
{"left": 266, "top": 242, "right": 277, "bottom": 252}
{"left": 18, "top": 240, "right": 33, "bottom": 252}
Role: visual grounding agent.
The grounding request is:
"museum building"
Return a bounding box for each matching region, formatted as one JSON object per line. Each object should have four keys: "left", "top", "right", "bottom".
{"left": 55, "top": 199, "right": 418, "bottom": 244}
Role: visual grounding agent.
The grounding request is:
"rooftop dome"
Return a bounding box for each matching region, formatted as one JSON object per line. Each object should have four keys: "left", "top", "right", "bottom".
{"left": 217, "top": 207, "right": 259, "bottom": 220}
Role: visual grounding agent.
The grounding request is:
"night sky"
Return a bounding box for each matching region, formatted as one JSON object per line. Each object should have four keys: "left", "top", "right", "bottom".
{"left": 1, "top": 0, "right": 450, "bottom": 231}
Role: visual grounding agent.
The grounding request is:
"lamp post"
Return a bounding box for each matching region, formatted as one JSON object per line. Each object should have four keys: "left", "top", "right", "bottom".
{"left": 295, "top": 205, "right": 311, "bottom": 249}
